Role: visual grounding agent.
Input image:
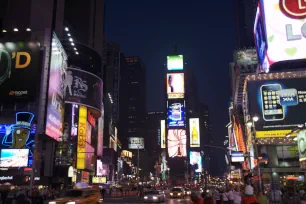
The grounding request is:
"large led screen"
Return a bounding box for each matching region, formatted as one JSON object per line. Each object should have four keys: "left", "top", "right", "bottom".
{"left": 0, "top": 112, "right": 36, "bottom": 167}
{"left": 161, "top": 120, "right": 166, "bottom": 148}
{"left": 254, "top": 0, "right": 306, "bottom": 73}
{"left": 190, "top": 151, "right": 202, "bottom": 173}
{"left": 0, "top": 149, "right": 29, "bottom": 167}
{"left": 167, "top": 55, "right": 183, "bottom": 71}
{"left": 167, "top": 129, "right": 187, "bottom": 158}
{"left": 167, "top": 73, "right": 184, "bottom": 99}
{"left": 168, "top": 102, "right": 185, "bottom": 127}
{"left": 248, "top": 78, "right": 306, "bottom": 137}
{"left": 190, "top": 118, "right": 200, "bottom": 147}
{"left": 45, "top": 33, "right": 67, "bottom": 141}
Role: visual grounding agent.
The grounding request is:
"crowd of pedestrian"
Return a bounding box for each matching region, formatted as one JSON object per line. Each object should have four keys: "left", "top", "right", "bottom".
{"left": 190, "top": 184, "right": 306, "bottom": 204}
{"left": 0, "top": 186, "right": 59, "bottom": 204}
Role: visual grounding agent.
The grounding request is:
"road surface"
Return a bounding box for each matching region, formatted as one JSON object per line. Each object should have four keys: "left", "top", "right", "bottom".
{"left": 103, "top": 196, "right": 191, "bottom": 204}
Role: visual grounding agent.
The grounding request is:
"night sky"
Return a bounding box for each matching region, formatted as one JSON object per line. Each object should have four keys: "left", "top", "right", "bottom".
{"left": 105, "top": 0, "right": 237, "bottom": 175}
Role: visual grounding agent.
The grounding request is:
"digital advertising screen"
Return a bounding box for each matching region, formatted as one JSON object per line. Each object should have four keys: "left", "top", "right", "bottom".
{"left": 96, "top": 160, "right": 103, "bottom": 176}
{"left": 45, "top": 33, "right": 67, "bottom": 141}
{"left": 167, "top": 55, "right": 183, "bottom": 71}
{"left": 77, "top": 106, "right": 87, "bottom": 169}
{"left": 298, "top": 130, "right": 306, "bottom": 166}
{"left": 160, "top": 120, "right": 166, "bottom": 148}
{"left": 0, "top": 40, "right": 40, "bottom": 102}
{"left": 231, "top": 152, "right": 245, "bottom": 162}
{"left": 167, "top": 73, "right": 184, "bottom": 99}
{"left": 254, "top": 0, "right": 306, "bottom": 72}
{"left": 168, "top": 102, "right": 185, "bottom": 127}
{"left": 64, "top": 68, "right": 103, "bottom": 114}
{"left": 189, "top": 118, "right": 200, "bottom": 147}
{"left": 128, "top": 137, "right": 144, "bottom": 149}
{"left": 0, "top": 112, "right": 36, "bottom": 167}
{"left": 190, "top": 151, "right": 202, "bottom": 173}
{"left": 248, "top": 78, "right": 306, "bottom": 138}
{"left": 92, "top": 176, "right": 107, "bottom": 184}
{"left": 167, "top": 129, "right": 187, "bottom": 158}
{"left": 0, "top": 149, "right": 29, "bottom": 167}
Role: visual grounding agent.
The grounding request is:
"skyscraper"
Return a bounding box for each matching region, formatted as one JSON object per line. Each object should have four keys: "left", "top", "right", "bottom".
{"left": 146, "top": 111, "right": 166, "bottom": 173}
{"left": 233, "top": 0, "right": 257, "bottom": 48}
{"left": 119, "top": 56, "right": 147, "bottom": 176}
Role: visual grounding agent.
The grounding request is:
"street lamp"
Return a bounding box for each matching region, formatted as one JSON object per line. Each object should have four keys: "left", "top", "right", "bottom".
{"left": 248, "top": 116, "right": 263, "bottom": 192}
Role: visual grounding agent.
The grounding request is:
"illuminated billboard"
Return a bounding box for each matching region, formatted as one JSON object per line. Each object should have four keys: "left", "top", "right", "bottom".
{"left": 97, "top": 160, "right": 103, "bottom": 176}
{"left": 77, "top": 106, "right": 87, "bottom": 169}
{"left": 298, "top": 130, "right": 306, "bottom": 168}
{"left": 167, "top": 73, "right": 184, "bottom": 99}
{"left": 168, "top": 102, "right": 185, "bottom": 127}
{"left": 190, "top": 151, "right": 202, "bottom": 173}
{"left": 0, "top": 41, "right": 40, "bottom": 102}
{"left": 168, "top": 129, "right": 187, "bottom": 158}
{"left": 128, "top": 137, "right": 144, "bottom": 149}
{"left": 189, "top": 118, "right": 200, "bottom": 147}
{"left": 0, "top": 149, "right": 29, "bottom": 167}
{"left": 254, "top": 0, "right": 306, "bottom": 72}
{"left": 92, "top": 176, "right": 107, "bottom": 184}
{"left": 248, "top": 78, "right": 306, "bottom": 137}
{"left": 161, "top": 120, "right": 166, "bottom": 148}
{"left": 0, "top": 112, "right": 36, "bottom": 167}
{"left": 45, "top": 33, "right": 67, "bottom": 141}
{"left": 167, "top": 55, "right": 183, "bottom": 70}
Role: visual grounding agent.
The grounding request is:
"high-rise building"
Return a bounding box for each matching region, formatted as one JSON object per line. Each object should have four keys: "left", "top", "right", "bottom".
{"left": 146, "top": 111, "right": 166, "bottom": 173}
{"left": 119, "top": 56, "right": 147, "bottom": 176}
{"left": 233, "top": 0, "right": 257, "bottom": 48}
{"left": 199, "top": 104, "right": 213, "bottom": 174}
{"left": 185, "top": 69, "right": 199, "bottom": 115}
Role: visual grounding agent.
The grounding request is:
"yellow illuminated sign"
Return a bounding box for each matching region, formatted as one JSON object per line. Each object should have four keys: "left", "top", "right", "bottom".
{"left": 256, "top": 130, "right": 296, "bottom": 138}
{"left": 161, "top": 120, "right": 166, "bottom": 148}
{"left": 77, "top": 106, "right": 87, "bottom": 169}
{"left": 190, "top": 118, "right": 200, "bottom": 147}
{"left": 92, "top": 176, "right": 107, "bottom": 183}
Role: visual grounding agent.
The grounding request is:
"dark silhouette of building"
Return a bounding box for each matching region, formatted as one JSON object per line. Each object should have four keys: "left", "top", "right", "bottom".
{"left": 199, "top": 104, "right": 213, "bottom": 174}
{"left": 119, "top": 56, "right": 147, "bottom": 177}
{"left": 233, "top": 0, "right": 257, "bottom": 48}
{"left": 146, "top": 111, "right": 166, "bottom": 173}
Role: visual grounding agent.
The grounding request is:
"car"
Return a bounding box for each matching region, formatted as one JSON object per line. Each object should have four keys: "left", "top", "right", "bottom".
{"left": 144, "top": 190, "right": 166, "bottom": 203}
{"left": 184, "top": 188, "right": 191, "bottom": 195}
{"left": 170, "top": 187, "right": 185, "bottom": 199}
{"left": 48, "top": 188, "right": 103, "bottom": 204}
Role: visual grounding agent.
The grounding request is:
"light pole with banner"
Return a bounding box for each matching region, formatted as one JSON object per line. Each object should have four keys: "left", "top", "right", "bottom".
{"left": 247, "top": 116, "right": 262, "bottom": 192}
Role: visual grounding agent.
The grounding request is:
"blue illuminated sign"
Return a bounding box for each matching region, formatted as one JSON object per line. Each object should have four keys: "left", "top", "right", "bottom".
{"left": 168, "top": 102, "right": 185, "bottom": 127}
{"left": 0, "top": 112, "right": 35, "bottom": 167}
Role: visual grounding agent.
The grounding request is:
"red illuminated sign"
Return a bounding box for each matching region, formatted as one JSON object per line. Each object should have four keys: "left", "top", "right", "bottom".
{"left": 87, "top": 110, "right": 96, "bottom": 128}
{"left": 280, "top": 0, "right": 306, "bottom": 19}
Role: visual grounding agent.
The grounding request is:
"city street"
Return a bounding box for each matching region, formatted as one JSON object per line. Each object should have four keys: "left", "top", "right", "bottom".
{"left": 104, "top": 196, "right": 191, "bottom": 204}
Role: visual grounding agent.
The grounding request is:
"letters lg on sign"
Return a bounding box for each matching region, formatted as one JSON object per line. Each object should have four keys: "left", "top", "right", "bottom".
{"left": 12, "top": 52, "right": 31, "bottom": 69}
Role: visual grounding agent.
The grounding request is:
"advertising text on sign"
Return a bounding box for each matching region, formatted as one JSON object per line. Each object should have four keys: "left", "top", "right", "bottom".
{"left": 77, "top": 106, "right": 87, "bottom": 169}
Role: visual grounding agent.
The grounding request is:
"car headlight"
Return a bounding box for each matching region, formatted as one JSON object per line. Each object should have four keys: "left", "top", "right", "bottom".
{"left": 178, "top": 193, "right": 181, "bottom": 196}
{"left": 66, "top": 202, "right": 75, "bottom": 204}
{"left": 170, "top": 193, "right": 173, "bottom": 195}
{"left": 153, "top": 196, "right": 158, "bottom": 200}
{"left": 49, "top": 202, "right": 56, "bottom": 204}
{"left": 144, "top": 196, "right": 148, "bottom": 199}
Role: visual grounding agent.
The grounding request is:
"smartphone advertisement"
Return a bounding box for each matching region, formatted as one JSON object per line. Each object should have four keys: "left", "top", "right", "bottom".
{"left": 168, "top": 102, "right": 185, "bottom": 127}
{"left": 254, "top": 0, "right": 306, "bottom": 72}
{"left": 248, "top": 78, "right": 306, "bottom": 135}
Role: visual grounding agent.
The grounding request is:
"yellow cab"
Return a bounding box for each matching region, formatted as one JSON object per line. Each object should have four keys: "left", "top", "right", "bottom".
{"left": 49, "top": 183, "right": 103, "bottom": 204}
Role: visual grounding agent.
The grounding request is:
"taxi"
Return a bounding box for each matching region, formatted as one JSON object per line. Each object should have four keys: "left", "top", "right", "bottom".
{"left": 48, "top": 188, "right": 103, "bottom": 204}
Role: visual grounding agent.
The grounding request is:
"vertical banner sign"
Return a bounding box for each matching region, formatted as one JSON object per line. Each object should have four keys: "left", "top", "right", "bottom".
{"left": 189, "top": 118, "right": 200, "bottom": 147}
{"left": 77, "top": 106, "right": 87, "bottom": 169}
{"left": 161, "top": 120, "right": 166, "bottom": 148}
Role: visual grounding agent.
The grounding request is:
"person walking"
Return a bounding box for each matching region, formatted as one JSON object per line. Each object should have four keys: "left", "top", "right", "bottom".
{"left": 222, "top": 189, "right": 229, "bottom": 204}
{"left": 282, "top": 187, "right": 300, "bottom": 204}
{"left": 233, "top": 186, "right": 242, "bottom": 204}
{"left": 190, "top": 192, "right": 204, "bottom": 204}
{"left": 227, "top": 186, "right": 235, "bottom": 204}
{"left": 242, "top": 185, "right": 258, "bottom": 204}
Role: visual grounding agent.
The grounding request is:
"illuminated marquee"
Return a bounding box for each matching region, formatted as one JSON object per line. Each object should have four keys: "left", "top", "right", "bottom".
{"left": 77, "top": 106, "right": 87, "bottom": 169}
